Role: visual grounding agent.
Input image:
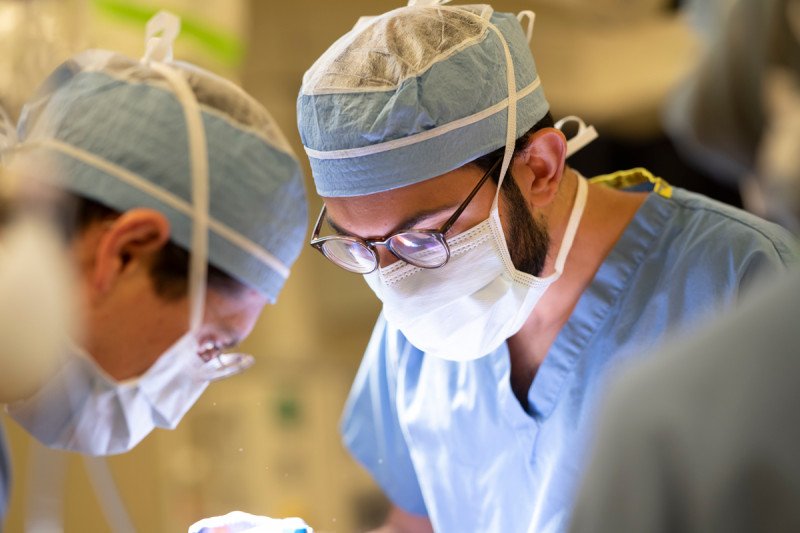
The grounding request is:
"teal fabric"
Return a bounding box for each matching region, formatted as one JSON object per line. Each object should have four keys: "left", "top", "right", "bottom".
{"left": 18, "top": 59, "right": 307, "bottom": 300}
{"left": 297, "top": 9, "right": 549, "bottom": 197}
{"left": 341, "top": 184, "right": 798, "bottom": 532}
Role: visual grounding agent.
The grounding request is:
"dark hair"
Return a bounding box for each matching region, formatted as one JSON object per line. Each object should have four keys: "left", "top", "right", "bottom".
{"left": 471, "top": 111, "right": 555, "bottom": 185}
{"left": 73, "top": 197, "right": 242, "bottom": 300}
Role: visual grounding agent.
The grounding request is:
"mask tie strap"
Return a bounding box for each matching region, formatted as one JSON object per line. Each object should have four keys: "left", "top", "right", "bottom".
{"left": 142, "top": 11, "right": 209, "bottom": 335}
{"left": 552, "top": 177, "right": 587, "bottom": 275}
{"left": 481, "top": 23, "right": 518, "bottom": 211}
{"left": 517, "top": 10, "right": 535, "bottom": 43}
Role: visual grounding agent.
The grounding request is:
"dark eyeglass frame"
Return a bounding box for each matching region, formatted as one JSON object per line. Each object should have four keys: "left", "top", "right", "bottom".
{"left": 310, "top": 156, "right": 503, "bottom": 274}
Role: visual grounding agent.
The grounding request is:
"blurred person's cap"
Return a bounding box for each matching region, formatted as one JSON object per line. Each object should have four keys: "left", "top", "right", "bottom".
{"left": 11, "top": 15, "right": 308, "bottom": 302}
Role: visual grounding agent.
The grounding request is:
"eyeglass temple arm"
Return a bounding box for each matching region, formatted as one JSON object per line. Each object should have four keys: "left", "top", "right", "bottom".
{"left": 440, "top": 156, "right": 503, "bottom": 235}
{"left": 311, "top": 204, "right": 327, "bottom": 240}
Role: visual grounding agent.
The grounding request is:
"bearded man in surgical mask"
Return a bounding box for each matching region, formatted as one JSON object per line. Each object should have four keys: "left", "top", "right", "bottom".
{"left": 0, "top": 11, "right": 307, "bottom": 523}
{"left": 294, "top": 2, "right": 799, "bottom": 532}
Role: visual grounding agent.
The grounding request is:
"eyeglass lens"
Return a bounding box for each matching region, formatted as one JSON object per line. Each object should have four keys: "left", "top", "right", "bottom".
{"left": 388, "top": 232, "right": 448, "bottom": 267}
{"left": 321, "top": 239, "right": 377, "bottom": 273}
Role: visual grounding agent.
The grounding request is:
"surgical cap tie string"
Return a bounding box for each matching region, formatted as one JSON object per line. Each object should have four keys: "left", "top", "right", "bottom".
{"left": 143, "top": 11, "right": 209, "bottom": 334}
{"left": 516, "top": 10, "right": 535, "bottom": 43}
{"left": 479, "top": 19, "right": 518, "bottom": 209}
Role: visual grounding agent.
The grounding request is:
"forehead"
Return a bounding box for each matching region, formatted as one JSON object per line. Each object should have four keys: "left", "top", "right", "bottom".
{"left": 323, "top": 165, "right": 483, "bottom": 235}
{"left": 201, "top": 286, "right": 268, "bottom": 342}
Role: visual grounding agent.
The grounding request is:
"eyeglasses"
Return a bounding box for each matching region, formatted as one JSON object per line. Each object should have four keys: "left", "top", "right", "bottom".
{"left": 195, "top": 340, "right": 255, "bottom": 382}
{"left": 310, "top": 157, "right": 502, "bottom": 274}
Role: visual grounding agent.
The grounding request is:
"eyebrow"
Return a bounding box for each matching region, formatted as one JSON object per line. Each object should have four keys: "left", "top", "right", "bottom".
{"left": 326, "top": 204, "right": 460, "bottom": 240}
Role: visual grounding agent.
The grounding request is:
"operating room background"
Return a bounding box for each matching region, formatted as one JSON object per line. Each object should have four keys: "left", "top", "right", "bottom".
{"left": 0, "top": 0, "right": 722, "bottom": 530}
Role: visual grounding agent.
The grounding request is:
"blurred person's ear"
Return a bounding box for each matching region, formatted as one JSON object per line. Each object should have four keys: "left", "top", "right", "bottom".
{"left": 89, "top": 209, "right": 171, "bottom": 298}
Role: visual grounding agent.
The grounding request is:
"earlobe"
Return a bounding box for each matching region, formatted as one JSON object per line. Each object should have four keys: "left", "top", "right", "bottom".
{"left": 91, "top": 210, "right": 171, "bottom": 296}
{"left": 512, "top": 128, "right": 567, "bottom": 208}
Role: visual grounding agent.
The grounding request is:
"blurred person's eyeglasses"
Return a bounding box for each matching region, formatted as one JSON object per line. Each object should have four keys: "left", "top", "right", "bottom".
{"left": 196, "top": 340, "right": 254, "bottom": 381}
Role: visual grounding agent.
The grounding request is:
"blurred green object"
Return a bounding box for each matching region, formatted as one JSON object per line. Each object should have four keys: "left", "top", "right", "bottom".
{"left": 92, "top": 0, "right": 244, "bottom": 66}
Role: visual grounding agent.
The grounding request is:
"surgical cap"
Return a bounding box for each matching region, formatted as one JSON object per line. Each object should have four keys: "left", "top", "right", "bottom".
{"left": 297, "top": 2, "right": 549, "bottom": 197}
{"left": 14, "top": 48, "right": 307, "bottom": 302}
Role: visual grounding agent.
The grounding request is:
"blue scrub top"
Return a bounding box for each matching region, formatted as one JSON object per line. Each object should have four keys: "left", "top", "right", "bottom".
{"left": 341, "top": 170, "right": 799, "bottom": 533}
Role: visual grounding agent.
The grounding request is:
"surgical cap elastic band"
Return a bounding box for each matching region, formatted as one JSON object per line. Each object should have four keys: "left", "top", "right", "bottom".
{"left": 16, "top": 138, "right": 291, "bottom": 281}
{"left": 304, "top": 76, "right": 541, "bottom": 161}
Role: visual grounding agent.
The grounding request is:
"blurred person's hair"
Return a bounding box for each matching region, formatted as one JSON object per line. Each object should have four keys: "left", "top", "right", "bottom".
{"left": 72, "top": 195, "right": 242, "bottom": 300}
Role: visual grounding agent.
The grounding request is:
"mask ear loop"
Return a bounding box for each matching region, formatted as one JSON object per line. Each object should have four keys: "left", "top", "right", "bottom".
{"left": 142, "top": 11, "right": 209, "bottom": 336}
{"left": 517, "top": 10, "right": 535, "bottom": 44}
{"left": 555, "top": 115, "right": 599, "bottom": 158}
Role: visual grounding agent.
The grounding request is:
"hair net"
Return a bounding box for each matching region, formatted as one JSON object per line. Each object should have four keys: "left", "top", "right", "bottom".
{"left": 297, "top": 1, "right": 549, "bottom": 197}
{"left": 11, "top": 16, "right": 307, "bottom": 302}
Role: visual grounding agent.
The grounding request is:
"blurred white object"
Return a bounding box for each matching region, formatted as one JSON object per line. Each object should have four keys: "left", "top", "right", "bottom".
{"left": 756, "top": 67, "right": 800, "bottom": 232}
{"left": 188, "top": 511, "right": 313, "bottom": 533}
{"left": 1, "top": 104, "right": 75, "bottom": 402}
{"left": 0, "top": 0, "right": 85, "bottom": 119}
{"left": 0, "top": 214, "right": 74, "bottom": 403}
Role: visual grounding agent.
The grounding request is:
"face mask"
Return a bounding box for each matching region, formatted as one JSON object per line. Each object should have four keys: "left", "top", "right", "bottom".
{"left": 365, "top": 175, "right": 588, "bottom": 361}
{"left": 7, "top": 336, "right": 210, "bottom": 455}
{"left": 6, "top": 12, "right": 223, "bottom": 454}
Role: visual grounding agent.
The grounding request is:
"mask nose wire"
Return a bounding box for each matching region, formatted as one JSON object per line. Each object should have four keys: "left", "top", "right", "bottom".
{"left": 142, "top": 11, "right": 209, "bottom": 336}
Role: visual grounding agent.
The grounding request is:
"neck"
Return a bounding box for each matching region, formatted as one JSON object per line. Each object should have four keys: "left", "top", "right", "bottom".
{"left": 506, "top": 168, "right": 647, "bottom": 403}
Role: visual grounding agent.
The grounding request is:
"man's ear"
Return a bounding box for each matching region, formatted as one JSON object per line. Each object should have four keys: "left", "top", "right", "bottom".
{"left": 90, "top": 209, "right": 171, "bottom": 297}
{"left": 509, "top": 128, "right": 567, "bottom": 208}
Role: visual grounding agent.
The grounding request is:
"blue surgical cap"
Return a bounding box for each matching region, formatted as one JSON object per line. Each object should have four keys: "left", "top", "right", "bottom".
{"left": 15, "top": 49, "right": 307, "bottom": 302}
{"left": 297, "top": 3, "right": 549, "bottom": 197}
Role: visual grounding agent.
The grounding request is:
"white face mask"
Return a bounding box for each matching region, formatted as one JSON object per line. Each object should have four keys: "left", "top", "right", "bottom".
{"left": 365, "top": 175, "right": 588, "bottom": 361}
{"left": 7, "top": 336, "right": 210, "bottom": 455}
{"left": 5, "top": 12, "right": 234, "bottom": 455}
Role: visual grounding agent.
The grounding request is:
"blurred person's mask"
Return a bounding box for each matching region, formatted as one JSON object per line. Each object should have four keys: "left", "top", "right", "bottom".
{"left": 6, "top": 12, "right": 231, "bottom": 454}
{"left": 365, "top": 174, "right": 588, "bottom": 362}
{"left": 6, "top": 336, "right": 210, "bottom": 455}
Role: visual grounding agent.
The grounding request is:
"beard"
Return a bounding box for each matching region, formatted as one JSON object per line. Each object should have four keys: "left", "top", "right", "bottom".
{"left": 499, "top": 175, "right": 550, "bottom": 277}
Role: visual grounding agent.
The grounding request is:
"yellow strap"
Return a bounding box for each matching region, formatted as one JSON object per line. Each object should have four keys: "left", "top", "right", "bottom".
{"left": 589, "top": 167, "right": 673, "bottom": 199}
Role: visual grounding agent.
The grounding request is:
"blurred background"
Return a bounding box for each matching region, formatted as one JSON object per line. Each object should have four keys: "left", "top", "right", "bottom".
{"left": 0, "top": 0, "right": 740, "bottom": 530}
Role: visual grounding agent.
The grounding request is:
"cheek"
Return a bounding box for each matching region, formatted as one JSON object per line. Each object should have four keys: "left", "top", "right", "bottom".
{"left": 443, "top": 189, "right": 496, "bottom": 238}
